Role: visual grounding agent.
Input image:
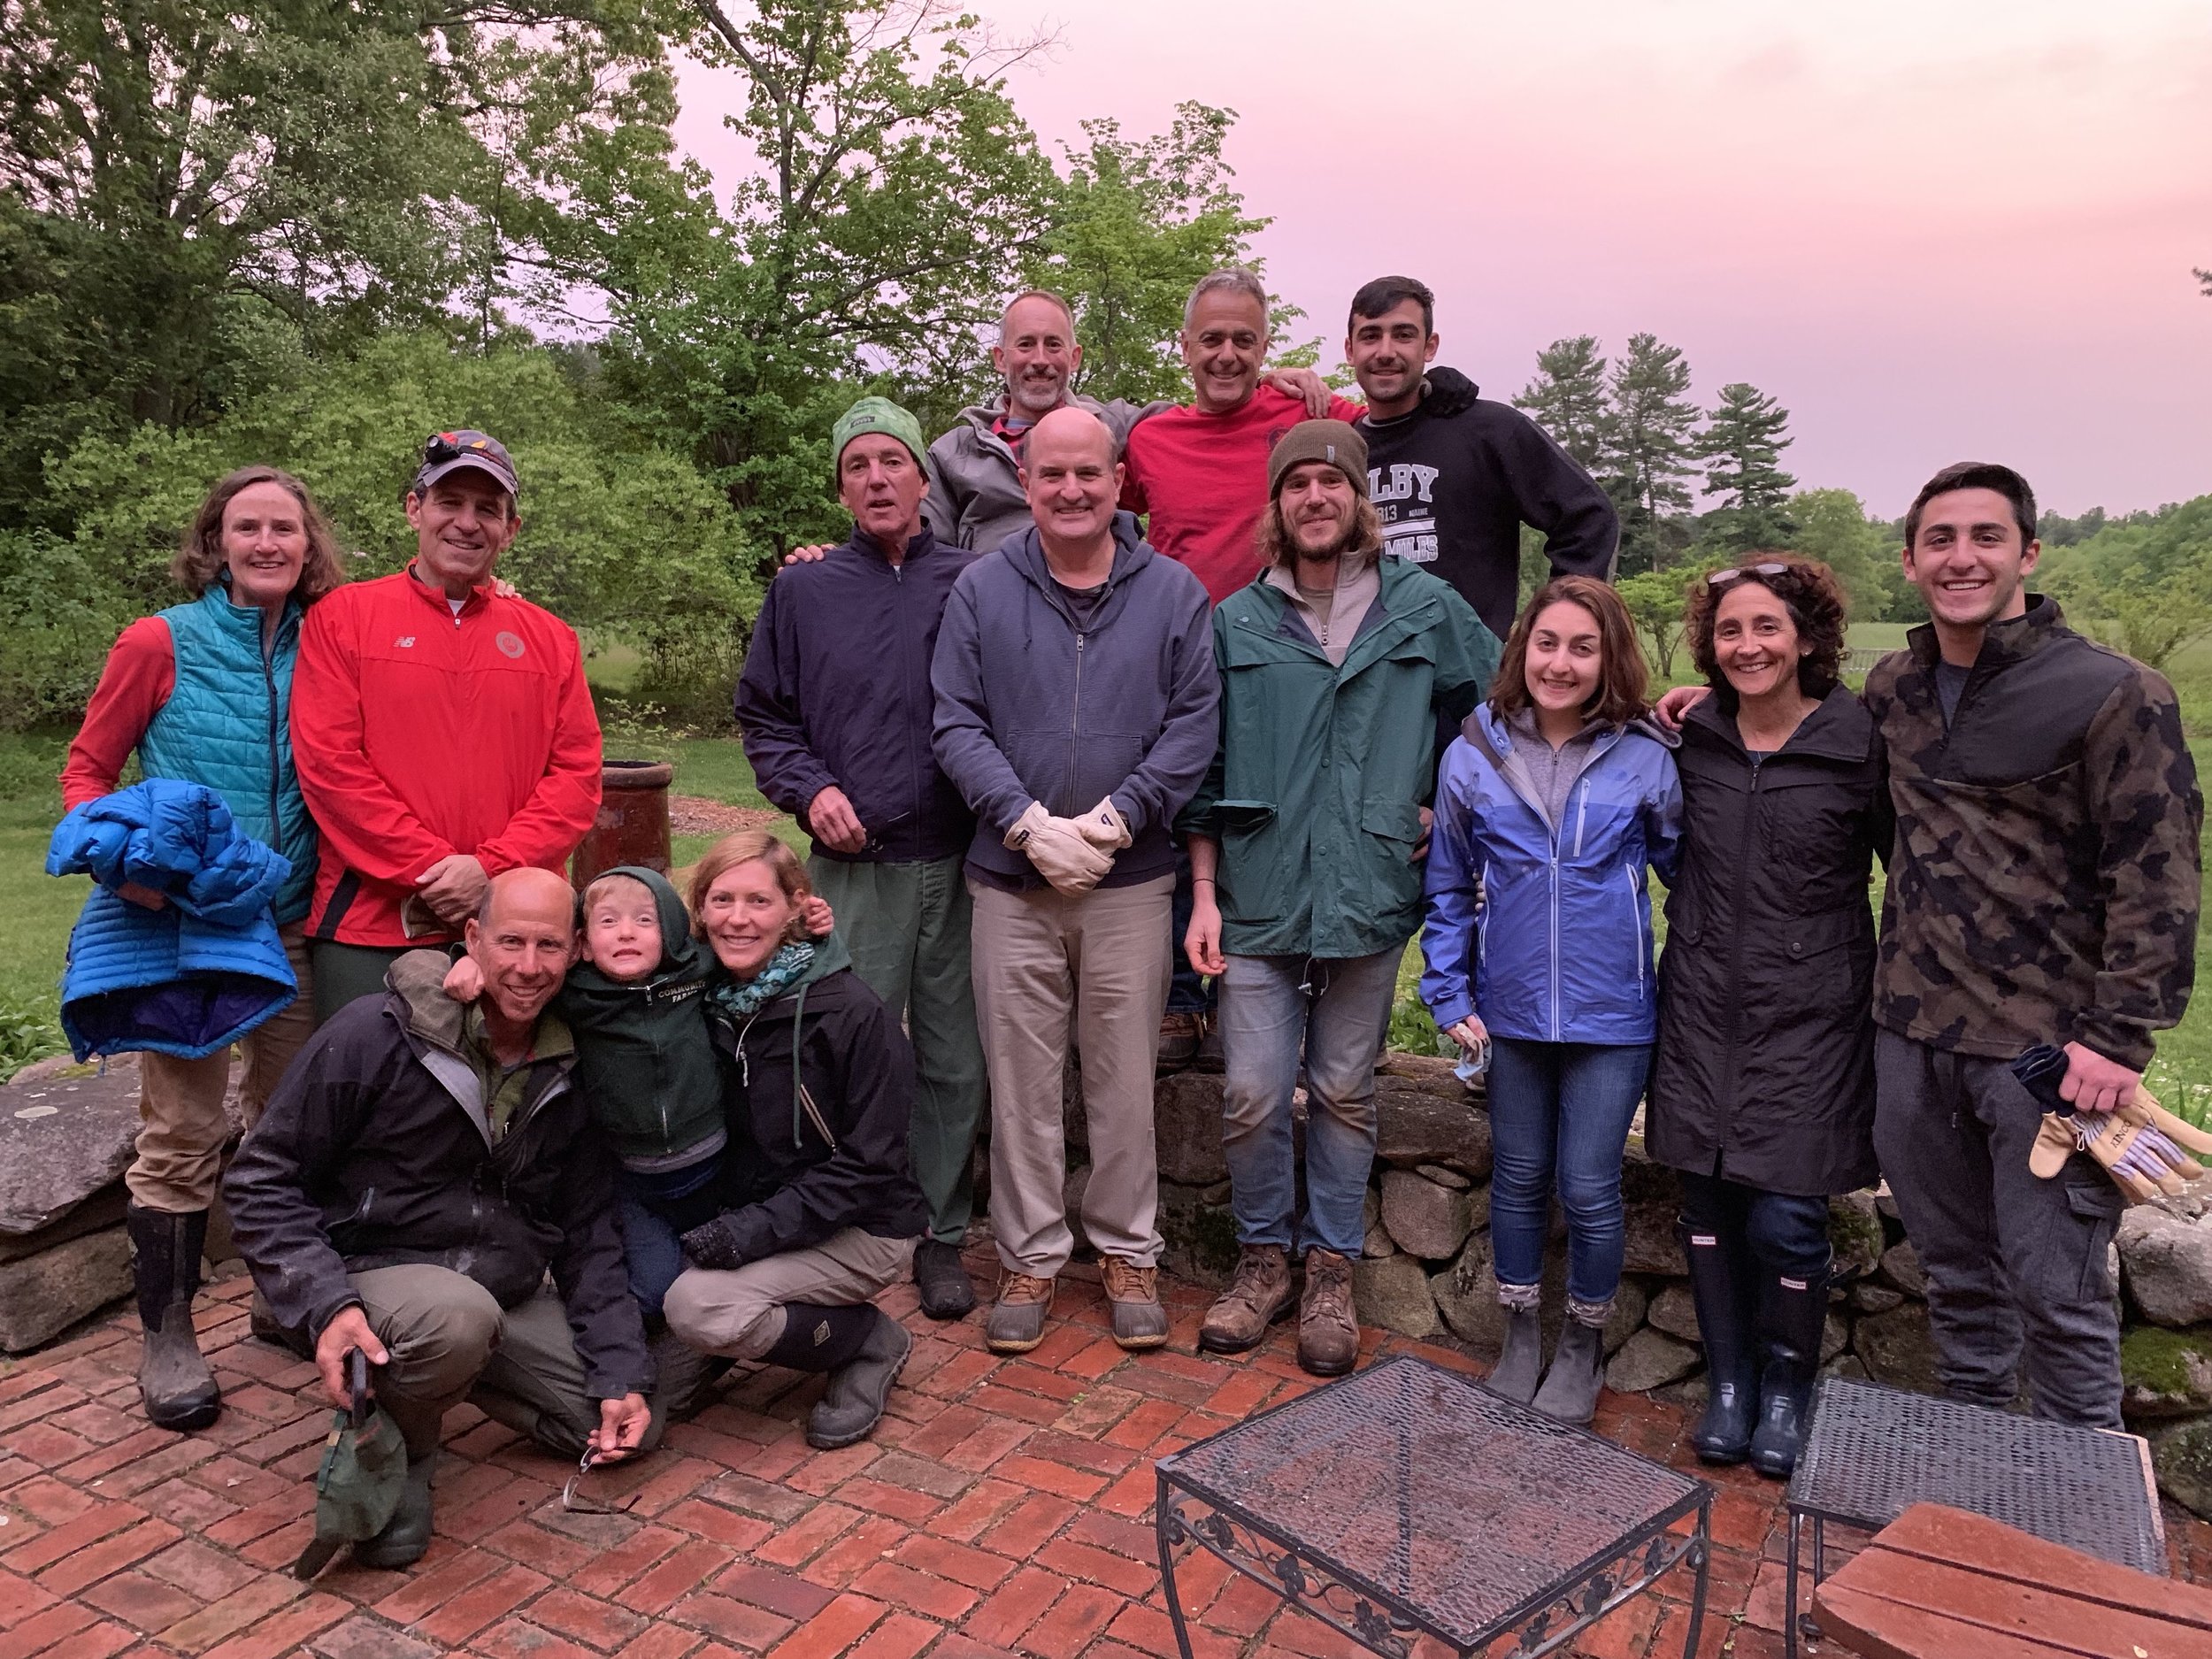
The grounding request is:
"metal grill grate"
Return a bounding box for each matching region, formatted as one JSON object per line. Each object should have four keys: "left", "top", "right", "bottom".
{"left": 1161, "top": 1355, "right": 1705, "bottom": 1642}
{"left": 1786, "top": 1377, "right": 2164, "bottom": 1573}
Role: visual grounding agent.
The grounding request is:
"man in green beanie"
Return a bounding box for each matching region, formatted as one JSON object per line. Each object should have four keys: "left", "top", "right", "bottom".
{"left": 736, "top": 395, "right": 990, "bottom": 1320}
{"left": 1179, "top": 418, "right": 1497, "bottom": 1376}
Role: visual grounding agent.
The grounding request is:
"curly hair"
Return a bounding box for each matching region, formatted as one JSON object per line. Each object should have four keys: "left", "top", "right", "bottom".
{"left": 1490, "top": 575, "right": 1650, "bottom": 727}
{"left": 172, "top": 466, "right": 348, "bottom": 606}
{"left": 1684, "top": 555, "right": 1848, "bottom": 706}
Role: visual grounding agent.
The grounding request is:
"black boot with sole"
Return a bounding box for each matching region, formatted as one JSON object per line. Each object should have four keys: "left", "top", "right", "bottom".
{"left": 1680, "top": 1220, "right": 1755, "bottom": 1463}
{"left": 1748, "top": 1263, "right": 1830, "bottom": 1478}
{"left": 127, "top": 1204, "right": 221, "bottom": 1432}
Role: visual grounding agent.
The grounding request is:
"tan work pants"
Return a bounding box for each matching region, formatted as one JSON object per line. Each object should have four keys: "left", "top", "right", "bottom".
{"left": 129, "top": 924, "right": 316, "bottom": 1211}
{"left": 662, "top": 1227, "right": 917, "bottom": 1359}
{"left": 968, "top": 873, "right": 1172, "bottom": 1278}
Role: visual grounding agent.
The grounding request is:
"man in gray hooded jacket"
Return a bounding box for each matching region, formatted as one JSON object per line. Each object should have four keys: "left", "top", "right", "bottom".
{"left": 932, "top": 406, "right": 1220, "bottom": 1359}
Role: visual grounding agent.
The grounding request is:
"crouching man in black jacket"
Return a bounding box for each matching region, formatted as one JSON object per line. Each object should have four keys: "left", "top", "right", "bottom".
{"left": 226, "top": 868, "right": 655, "bottom": 1570}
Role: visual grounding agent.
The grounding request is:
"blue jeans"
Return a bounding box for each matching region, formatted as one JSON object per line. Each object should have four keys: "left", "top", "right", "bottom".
{"left": 617, "top": 1156, "right": 725, "bottom": 1323}
{"left": 1218, "top": 950, "right": 1401, "bottom": 1256}
{"left": 1486, "top": 1038, "right": 1651, "bottom": 1305}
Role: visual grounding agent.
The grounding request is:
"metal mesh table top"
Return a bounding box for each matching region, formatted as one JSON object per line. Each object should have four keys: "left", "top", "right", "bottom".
{"left": 1786, "top": 1377, "right": 2164, "bottom": 1574}
{"left": 1158, "top": 1354, "right": 1707, "bottom": 1643}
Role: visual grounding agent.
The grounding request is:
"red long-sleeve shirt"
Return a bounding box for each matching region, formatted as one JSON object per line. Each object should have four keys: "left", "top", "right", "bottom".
{"left": 61, "top": 618, "right": 177, "bottom": 810}
{"left": 289, "top": 568, "right": 603, "bottom": 947}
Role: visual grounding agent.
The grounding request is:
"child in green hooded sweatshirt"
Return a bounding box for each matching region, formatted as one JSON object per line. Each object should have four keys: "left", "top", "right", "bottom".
{"left": 443, "top": 864, "right": 830, "bottom": 1318}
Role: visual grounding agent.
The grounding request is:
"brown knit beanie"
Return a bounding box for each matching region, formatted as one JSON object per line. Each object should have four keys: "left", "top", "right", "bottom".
{"left": 1266, "top": 419, "right": 1370, "bottom": 500}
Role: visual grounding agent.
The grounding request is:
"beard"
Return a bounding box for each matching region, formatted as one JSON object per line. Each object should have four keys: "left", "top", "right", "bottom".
{"left": 1291, "top": 511, "right": 1362, "bottom": 565}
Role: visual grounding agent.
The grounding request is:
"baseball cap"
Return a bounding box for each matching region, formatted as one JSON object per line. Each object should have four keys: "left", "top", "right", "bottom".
{"left": 411, "top": 429, "right": 520, "bottom": 500}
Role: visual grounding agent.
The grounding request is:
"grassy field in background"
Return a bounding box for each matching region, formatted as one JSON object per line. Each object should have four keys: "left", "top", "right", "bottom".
{"left": 9, "top": 616, "right": 2212, "bottom": 1110}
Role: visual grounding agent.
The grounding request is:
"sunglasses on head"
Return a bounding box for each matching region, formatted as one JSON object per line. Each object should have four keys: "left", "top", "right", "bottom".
{"left": 1706, "top": 562, "right": 1791, "bottom": 587}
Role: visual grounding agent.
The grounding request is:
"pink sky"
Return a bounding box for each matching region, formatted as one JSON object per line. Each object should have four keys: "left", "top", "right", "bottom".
{"left": 671, "top": 0, "right": 2212, "bottom": 518}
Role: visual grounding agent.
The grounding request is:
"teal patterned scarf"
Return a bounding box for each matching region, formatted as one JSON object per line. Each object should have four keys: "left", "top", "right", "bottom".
{"left": 710, "top": 941, "right": 814, "bottom": 1018}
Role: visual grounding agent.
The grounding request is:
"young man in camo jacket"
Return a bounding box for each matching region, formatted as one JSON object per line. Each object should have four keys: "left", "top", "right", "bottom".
{"left": 1864, "top": 460, "right": 2202, "bottom": 1428}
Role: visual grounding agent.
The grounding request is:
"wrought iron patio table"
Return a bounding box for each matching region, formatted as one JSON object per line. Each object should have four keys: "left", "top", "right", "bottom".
{"left": 1153, "top": 1354, "right": 1713, "bottom": 1658}
{"left": 1782, "top": 1376, "right": 2166, "bottom": 1658}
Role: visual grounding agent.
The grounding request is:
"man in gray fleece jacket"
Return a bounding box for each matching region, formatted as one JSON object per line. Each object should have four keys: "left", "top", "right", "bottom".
{"left": 932, "top": 406, "right": 1220, "bottom": 1357}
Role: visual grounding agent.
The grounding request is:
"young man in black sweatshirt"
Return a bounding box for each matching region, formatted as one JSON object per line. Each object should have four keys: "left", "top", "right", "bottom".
{"left": 1348, "top": 276, "right": 1618, "bottom": 640}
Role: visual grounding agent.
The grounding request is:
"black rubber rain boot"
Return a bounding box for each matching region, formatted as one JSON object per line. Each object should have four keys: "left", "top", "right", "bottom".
{"left": 127, "top": 1204, "right": 221, "bottom": 1432}
{"left": 1748, "top": 1264, "right": 1830, "bottom": 1479}
{"left": 805, "top": 1309, "right": 912, "bottom": 1449}
{"left": 1681, "top": 1220, "right": 1755, "bottom": 1464}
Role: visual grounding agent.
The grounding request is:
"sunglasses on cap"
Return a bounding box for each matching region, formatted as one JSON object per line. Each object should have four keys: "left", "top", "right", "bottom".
{"left": 1706, "top": 562, "right": 1792, "bottom": 587}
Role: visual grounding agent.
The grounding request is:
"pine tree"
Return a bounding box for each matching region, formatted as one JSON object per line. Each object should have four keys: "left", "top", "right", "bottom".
{"left": 1699, "top": 381, "right": 1798, "bottom": 551}
{"left": 1513, "top": 336, "right": 1612, "bottom": 473}
{"left": 1606, "top": 334, "right": 1700, "bottom": 572}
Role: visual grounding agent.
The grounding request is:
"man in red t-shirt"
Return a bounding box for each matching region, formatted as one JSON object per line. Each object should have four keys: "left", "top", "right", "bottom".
{"left": 1120, "top": 269, "right": 1366, "bottom": 607}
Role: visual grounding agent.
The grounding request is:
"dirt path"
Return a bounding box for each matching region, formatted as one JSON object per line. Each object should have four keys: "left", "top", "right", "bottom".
{"left": 668, "top": 793, "right": 780, "bottom": 835}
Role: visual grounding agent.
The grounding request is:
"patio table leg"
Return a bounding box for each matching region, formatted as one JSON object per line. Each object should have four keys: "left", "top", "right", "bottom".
{"left": 1156, "top": 1470, "right": 1197, "bottom": 1659}
{"left": 1785, "top": 1512, "right": 1801, "bottom": 1659}
{"left": 1680, "top": 1499, "right": 1711, "bottom": 1659}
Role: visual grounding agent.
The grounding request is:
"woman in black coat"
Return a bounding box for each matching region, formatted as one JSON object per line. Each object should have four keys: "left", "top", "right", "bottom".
{"left": 1648, "top": 557, "right": 1891, "bottom": 1478}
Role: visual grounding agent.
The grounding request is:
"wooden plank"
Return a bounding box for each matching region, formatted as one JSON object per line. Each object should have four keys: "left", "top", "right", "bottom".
{"left": 1817, "top": 1545, "right": 2209, "bottom": 1658}
{"left": 1811, "top": 1582, "right": 2064, "bottom": 1659}
{"left": 1875, "top": 1504, "right": 2212, "bottom": 1631}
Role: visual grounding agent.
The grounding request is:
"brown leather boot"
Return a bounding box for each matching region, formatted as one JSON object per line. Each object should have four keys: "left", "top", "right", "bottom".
{"left": 1199, "top": 1245, "right": 1295, "bottom": 1354}
{"left": 1297, "top": 1248, "right": 1360, "bottom": 1378}
{"left": 1100, "top": 1256, "right": 1170, "bottom": 1349}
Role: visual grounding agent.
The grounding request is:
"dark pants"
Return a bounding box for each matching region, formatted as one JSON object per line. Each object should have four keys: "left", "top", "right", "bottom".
{"left": 1168, "top": 849, "right": 1213, "bottom": 1017}
{"left": 617, "top": 1159, "right": 726, "bottom": 1323}
{"left": 1678, "top": 1171, "right": 1832, "bottom": 1280}
{"left": 309, "top": 941, "right": 413, "bottom": 1025}
{"left": 1872, "top": 1030, "right": 2125, "bottom": 1427}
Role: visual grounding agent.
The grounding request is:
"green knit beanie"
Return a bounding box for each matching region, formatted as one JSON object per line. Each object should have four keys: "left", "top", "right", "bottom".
{"left": 832, "top": 396, "right": 929, "bottom": 480}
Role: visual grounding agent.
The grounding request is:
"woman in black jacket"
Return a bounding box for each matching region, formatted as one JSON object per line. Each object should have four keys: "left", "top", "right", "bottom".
{"left": 1648, "top": 557, "right": 1891, "bottom": 1478}
{"left": 662, "top": 831, "right": 930, "bottom": 1450}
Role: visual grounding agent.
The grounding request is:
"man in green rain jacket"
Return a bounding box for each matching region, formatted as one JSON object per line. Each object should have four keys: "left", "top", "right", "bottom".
{"left": 1181, "top": 419, "right": 1498, "bottom": 1376}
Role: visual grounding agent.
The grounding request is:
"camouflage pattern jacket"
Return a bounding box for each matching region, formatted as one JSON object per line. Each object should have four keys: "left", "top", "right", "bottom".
{"left": 1863, "top": 596, "right": 2201, "bottom": 1071}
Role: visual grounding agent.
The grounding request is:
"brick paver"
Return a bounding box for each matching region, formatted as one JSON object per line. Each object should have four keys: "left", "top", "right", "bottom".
{"left": 2, "top": 1247, "right": 2205, "bottom": 1659}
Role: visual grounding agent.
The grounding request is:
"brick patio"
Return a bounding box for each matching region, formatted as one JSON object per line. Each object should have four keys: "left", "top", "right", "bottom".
{"left": 4, "top": 1248, "right": 2208, "bottom": 1659}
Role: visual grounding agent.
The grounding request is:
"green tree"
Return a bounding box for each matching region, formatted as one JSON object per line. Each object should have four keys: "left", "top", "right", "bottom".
{"left": 1606, "top": 334, "right": 1700, "bottom": 573}
{"left": 1791, "top": 488, "right": 1898, "bottom": 620}
{"left": 1698, "top": 380, "right": 1796, "bottom": 551}
{"left": 1616, "top": 568, "right": 1694, "bottom": 680}
{"left": 1514, "top": 336, "right": 1613, "bottom": 473}
{"left": 1031, "top": 104, "right": 1269, "bottom": 405}
{"left": 2040, "top": 495, "right": 2212, "bottom": 669}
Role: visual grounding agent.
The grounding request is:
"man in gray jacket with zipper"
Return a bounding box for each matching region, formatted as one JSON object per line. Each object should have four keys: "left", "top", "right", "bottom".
{"left": 932, "top": 406, "right": 1221, "bottom": 1356}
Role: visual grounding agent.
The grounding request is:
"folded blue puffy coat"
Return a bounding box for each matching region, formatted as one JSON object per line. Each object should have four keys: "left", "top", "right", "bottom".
{"left": 47, "top": 778, "right": 297, "bottom": 1060}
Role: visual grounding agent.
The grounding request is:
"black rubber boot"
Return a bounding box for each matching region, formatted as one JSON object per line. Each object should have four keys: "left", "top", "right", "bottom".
{"left": 763, "top": 1302, "right": 878, "bottom": 1373}
{"left": 1531, "top": 1317, "right": 1607, "bottom": 1425}
{"left": 1681, "top": 1221, "right": 1755, "bottom": 1464}
{"left": 1488, "top": 1306, "right": 1544, "bottom": 1403}
{"left": 806, "top": 1309, "right": 913, "bottom": 1449}
{"left": 127, "top": 1204, "right": 221, "bottom": 1432}
{"left": 1748, "top": 1264, "right": 1830, "bottom": 1479}
{"left": 913, "top": 1240, "right": 977, "bottom": 1320}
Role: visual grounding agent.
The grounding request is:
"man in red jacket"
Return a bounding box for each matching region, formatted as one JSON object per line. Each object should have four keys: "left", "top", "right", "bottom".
{"left": 291, "top": 431, "right": 602, "bottom": 1020}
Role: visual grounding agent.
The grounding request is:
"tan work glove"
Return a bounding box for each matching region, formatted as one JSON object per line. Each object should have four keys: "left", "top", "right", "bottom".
{"left": 1004, "top": 803, "right": 1113, "bottom": 895}
{"left": 2029, "top": 1084, "right": 2212, "bottom": 1204}
{"left": 1072, "top": 797, "right": 1133, "bottom": 853}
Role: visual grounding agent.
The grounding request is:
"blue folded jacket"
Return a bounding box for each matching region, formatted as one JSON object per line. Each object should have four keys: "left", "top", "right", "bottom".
{"left": 47, "top": 779, "right": 298, "bottom": 1060}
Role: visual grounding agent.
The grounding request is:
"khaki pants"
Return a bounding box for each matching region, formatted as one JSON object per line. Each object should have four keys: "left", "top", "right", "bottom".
{"left": 810, "top": 855, "right": 987, "bottom": 1246}
{"left": 661, "top": 1227, "right": 916, "bottom": 1359}
{"left": 969, "top": 873, "right": 1173, "bottom": 1278}
{"left": 130, "top": 924, "right": 316, "bottom": 1212}
{"left": 346, "top": 1263, "right": 663, "bottom": 1460}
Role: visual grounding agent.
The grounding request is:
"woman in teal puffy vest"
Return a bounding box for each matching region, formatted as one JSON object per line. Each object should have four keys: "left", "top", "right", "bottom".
{"left": 61, "top": 465, "right": 348, "bottom": 1434}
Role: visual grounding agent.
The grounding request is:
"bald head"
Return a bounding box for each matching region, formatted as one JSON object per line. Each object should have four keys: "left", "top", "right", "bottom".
{"left": 1021, "top": 408, "right": 1122, "bottom": 564}
{"left": 465, "top": 868, "right": 576, "bottom": 1026}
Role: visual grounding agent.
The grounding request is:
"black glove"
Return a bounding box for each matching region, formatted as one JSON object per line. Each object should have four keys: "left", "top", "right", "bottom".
{"left": 1420, "top": 365, "right": 1480, "bottom": 419}
{"left": 679, "top": 1211, "right": 749, "bottom": 1271}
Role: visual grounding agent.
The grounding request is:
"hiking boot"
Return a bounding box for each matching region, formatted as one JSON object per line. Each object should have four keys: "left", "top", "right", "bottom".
{"left": 1296, "top": 1248, "right": 1360, "bottom": 1377}
{"left": 1199, "top": 1245, "right": 1295, "bottom": 1354}
{"left": 913, "top": 1240, "right": 977, "bottom": 1321}
{"left": 1193, "top": 1018, "right": 1225, "bottom": 1075}
{"left": 1488, "top": 1304, "right": 1543, "bottom": 1403}
{"left": 352, "top": 1450, "right": 437, "bottom": 1571}
{"left": 127, "top": 1205, "right": 221, "bottom": 1432}
{"left": 808, "top": 1309, "right": 912, "bottom": 1449}
{"left": 1100, "top": 1256, "right": 1169, "bottom": 1350}
{"left": 986, "top": 1272, "right": 1056, "bottom": 1354}
{"left": 1157, "top": 1011, "right": 1204, "bottom": 1072}
{"left": 1532, "top": 1317, "right": 1606, "bottom": 1425}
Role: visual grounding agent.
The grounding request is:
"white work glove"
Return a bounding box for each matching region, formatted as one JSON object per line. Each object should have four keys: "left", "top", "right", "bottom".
{"left": 1004, "top": 803, "right": 1113, "bottom": 895}
{"left": 1073, "top": 797, "right": 1133, "bottom": 852}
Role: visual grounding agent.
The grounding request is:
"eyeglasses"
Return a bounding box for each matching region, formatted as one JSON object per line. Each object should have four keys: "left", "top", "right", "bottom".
{"left": 1706, "top": 562, "right": 1791, "bottom": 586}
{"left": 561, "top": 1447, "right": 639, "bottom": 1515}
